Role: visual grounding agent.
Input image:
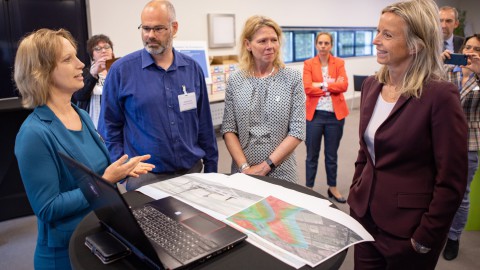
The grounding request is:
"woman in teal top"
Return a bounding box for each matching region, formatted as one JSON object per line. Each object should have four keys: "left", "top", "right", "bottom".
{"left": 13, "top": 28, "right": 154, "bottom": 270}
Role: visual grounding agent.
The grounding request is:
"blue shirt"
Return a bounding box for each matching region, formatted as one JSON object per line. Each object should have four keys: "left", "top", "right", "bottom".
{"left": 98, "top": 49, "right": 218, "bottom": 173}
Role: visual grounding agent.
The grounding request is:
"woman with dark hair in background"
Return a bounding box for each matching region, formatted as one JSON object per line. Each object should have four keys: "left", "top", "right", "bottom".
{"left": 14, "top": 28, "right": 153, "bottom": 269}
{"left": 303, "top": 32, "right": 349, "bottom": 203}
{"left": 73, "top": 34, "right": 114, "bottom": 128}
{"left": 348, "top": 0, "right": 468, "bottom": 269}
{"left": 441, "top": 33, "right": 480, "bottom": 261}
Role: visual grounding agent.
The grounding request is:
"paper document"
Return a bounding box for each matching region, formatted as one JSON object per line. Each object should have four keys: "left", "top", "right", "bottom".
{"left": 138, "top": 173, "right": 373, "bottom": 268}
{"left": 227, "top": 196, "right": 370, "bottom": 267}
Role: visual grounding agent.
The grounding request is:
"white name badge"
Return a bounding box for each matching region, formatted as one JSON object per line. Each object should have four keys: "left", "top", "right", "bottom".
{"left": 178, "top": 92, "right": 197, "bottom": 111}
{"left": 473, "top": 86, "right": 480, "bottom": 91}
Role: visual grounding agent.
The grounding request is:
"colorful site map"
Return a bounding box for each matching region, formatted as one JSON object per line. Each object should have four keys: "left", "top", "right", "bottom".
{"left": 227, "top": 196, "right": 362, "bottom": 266}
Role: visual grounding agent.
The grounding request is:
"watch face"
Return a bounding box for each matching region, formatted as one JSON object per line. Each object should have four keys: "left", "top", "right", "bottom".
{"left": 266, "top": 158, "right": 275, "bottom": 169}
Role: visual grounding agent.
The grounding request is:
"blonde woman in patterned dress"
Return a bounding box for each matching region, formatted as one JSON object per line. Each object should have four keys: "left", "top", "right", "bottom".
{"left": 221, "top": 15, "right": 306, "bottom": 182}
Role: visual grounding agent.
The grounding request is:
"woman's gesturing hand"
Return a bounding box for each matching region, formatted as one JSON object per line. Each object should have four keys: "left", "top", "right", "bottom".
{"left": 102, "top": 154, "right": 154, "bottom": 183}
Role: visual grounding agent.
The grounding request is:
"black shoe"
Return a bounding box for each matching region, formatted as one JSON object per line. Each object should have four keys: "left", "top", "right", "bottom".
{"left": 327, "top": 188, "right": 346, "bottom": 203}
{"left": 443, "top": 238, "right": 459, "bottom": 261}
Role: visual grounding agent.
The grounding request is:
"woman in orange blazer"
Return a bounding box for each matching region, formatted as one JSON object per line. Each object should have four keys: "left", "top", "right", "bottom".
{"left": 303, "top": 32, "right": 349, "bottom": 202}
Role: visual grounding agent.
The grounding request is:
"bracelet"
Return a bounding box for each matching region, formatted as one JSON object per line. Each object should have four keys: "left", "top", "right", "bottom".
{"left": 239, "top": 162, "right": 250, "bottom": 172}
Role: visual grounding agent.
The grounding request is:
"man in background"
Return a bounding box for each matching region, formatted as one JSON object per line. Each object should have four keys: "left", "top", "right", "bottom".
{"left": 439, "top": 6, "right": 465, "bottom": 53}
{"left": 99, "top": 0, "right": 218, "bottom": 191}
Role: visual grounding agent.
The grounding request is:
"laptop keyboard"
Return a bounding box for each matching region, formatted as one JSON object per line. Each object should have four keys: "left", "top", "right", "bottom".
{"left": 133, "top": 205, "right": 218, "bottom": 263}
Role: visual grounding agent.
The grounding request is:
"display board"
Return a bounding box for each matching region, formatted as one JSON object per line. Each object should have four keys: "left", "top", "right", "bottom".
{"left": 173, "top": 40, "right": 212, "bottom": 84}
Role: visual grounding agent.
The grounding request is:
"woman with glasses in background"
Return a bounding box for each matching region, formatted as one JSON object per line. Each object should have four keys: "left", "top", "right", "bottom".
{"left": 441, "top": 34, "right": 480, "bottom": 261}
{"left": 73, "top": 34, "right": 114, "bottom": 128}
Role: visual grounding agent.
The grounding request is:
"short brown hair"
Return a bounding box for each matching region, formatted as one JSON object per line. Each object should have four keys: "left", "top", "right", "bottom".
{"left": 86, "top": 34, "right": 114, "bottom": 60}
{"left": 239, "top": 15, "right": 285, "bottom": 73}
{"left": 14, "top": 28, "right": 77, "bottom": 108}
{"left": 439, "top": 6, "right": 459, "bottom": 21}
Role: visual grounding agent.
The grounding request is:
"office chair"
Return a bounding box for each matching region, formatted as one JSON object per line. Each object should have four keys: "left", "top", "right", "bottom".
{"left": 351, "top": 75, "right": 368, "bottom": 110}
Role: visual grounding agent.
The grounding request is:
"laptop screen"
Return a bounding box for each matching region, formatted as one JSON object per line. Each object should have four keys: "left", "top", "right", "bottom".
{"left": 59, "top": 152, "right": 163, "bottom": 269}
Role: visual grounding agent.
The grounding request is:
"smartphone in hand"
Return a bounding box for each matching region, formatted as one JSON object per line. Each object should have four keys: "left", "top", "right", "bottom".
{"left": 444, "top": 53, "right": 468, "bottom": 66}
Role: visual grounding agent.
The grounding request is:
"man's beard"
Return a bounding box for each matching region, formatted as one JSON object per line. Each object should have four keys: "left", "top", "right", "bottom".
{"left": 144, "top": 37, "right": 172, "bottom": 55}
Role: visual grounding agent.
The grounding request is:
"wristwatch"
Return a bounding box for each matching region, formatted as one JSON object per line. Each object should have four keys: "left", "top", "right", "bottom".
{"left": 265, "top": 158, "right": 276, "bottom": 170}
{"left": 320, "top": 81, "right": 329, "bottom": 90}
{"left": 411, "top": 238, "right": 431, "bottom": 254}
{"left": 239, "top": 162, "right": 250, "bottom": 172}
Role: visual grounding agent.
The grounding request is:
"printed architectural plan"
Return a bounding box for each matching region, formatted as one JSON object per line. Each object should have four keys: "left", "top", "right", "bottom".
{"left": 149, "top": 174, "right": 263, "bottom": 216}
{"left": 227, "top": 196, "right": 362, "bottom": 267}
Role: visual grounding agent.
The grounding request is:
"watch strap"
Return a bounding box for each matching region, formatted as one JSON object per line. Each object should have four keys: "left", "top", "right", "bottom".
{"left": 265, "top": 158, "right": 276, "bottom": 170}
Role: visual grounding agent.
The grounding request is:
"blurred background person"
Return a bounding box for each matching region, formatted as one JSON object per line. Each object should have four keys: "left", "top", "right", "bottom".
{"left": 441, "top": 33, "right": 480, "bottom": 261}
{"left": 303, "top": 32, "right": 349, "bottom": 203}
{"left": 439, "top": 6, "right": 465, "bottom": 53}
{"left": 221, "top": 15, "right": 305, "bottom": 183}
{"left": 73, "top": 34, "right": 114, "bottom": 128}
{"left": 348, "top": 1, "right": 468, "bottom": 269}
{"left": 13, "top": 28, "right": 153, "bottom": 269}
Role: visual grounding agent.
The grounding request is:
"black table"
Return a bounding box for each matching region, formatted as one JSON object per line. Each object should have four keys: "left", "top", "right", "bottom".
{"left": 69, "top": 175, "right": 347, "bottom": 269}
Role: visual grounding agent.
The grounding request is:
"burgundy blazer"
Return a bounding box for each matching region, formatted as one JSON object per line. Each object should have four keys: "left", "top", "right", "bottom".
{"left": 348, "top": 76, "right": 468, "bottom": 248}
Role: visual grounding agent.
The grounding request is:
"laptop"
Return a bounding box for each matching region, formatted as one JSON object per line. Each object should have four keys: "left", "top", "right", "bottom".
{"left": 59, "top": 153, "right": 247, "bottom": 269}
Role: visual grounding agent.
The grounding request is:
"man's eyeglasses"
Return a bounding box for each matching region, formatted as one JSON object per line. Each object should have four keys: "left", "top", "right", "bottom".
{"left": 138, "top": 24, "right": 169, "bottom": 34}
{"left": 464, "top": 45, "right": 480, "bottom": 53}
{"left": 93, "top": 45, "right": 112, "bottom": 52}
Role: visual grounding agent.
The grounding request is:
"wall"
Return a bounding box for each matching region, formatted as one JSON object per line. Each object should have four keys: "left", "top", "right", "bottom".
{"left": 91, "top": 0, "right": 473, "bottom": 99}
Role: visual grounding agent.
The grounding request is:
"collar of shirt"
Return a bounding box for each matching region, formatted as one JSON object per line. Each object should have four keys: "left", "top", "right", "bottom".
{"left": 453, "top": 66, "right": 462, "bottom": 72}
{"left": 141, "top": 48, "right": 189, "bottom": 71}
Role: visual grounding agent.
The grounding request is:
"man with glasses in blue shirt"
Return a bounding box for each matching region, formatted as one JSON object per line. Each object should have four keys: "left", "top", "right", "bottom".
{"left": 99, "top": 0, "right": 218, "bottom": 191}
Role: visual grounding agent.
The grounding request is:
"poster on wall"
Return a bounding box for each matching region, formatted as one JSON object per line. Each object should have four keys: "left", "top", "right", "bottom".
{"left": 173, "top": 40, "right": 211, "bottom": 84}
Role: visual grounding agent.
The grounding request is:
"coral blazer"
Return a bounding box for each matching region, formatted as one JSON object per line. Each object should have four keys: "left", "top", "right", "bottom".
{"left": 303, "top": 55, "right": 349, "bottom": 121}
{"left": 348, "top": 76, "right": 468, "bottom": 249}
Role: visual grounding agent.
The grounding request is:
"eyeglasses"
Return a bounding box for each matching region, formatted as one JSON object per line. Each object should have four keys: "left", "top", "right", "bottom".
{"left": 138, "top": 24, "right": 169, "bottom": 34}
{"left": 93, "top": 45, "right": 112, "bottom": 52}
{"left": 464, "top": 45, "right": 480, "bottom": 53}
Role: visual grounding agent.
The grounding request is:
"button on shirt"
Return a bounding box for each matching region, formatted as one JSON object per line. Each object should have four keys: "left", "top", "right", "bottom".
{"left": 98, "top": 49, "right": 218, "bottom": 173}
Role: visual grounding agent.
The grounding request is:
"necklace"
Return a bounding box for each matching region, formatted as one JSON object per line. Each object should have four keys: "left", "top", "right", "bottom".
{"left": 381, "top": 84, "right": 401, "bottom": 102}
{"left": 252, "top": 66, "right": 275, "bottom": 78}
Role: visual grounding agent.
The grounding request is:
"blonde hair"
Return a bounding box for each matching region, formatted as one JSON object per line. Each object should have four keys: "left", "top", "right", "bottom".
{"left": 14, "top": 28, "right": 77, "bottom": 108}
{"left": 376, "top": 0, "right": 444, "bottom": 98}
{"left": 239, "top": 15, "right": 285, "bottom": 73}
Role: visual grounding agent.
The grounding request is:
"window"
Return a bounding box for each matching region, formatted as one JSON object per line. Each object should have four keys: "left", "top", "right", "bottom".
{"left": 338, "top": 31, "right": 355, "bottom": 57}
{"left": 294, "top": 33, "right": 315, "bottom": 61}
{"left": 281, "top": 27, "right": 376, "bottom": 63}
{"left": 355, "top": 30, "right": 374, "bottom": 56}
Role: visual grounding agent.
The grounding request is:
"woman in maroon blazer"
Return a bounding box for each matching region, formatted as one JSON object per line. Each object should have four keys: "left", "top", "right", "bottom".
{"left": 348, "top": 1, "right": 468, "bottom": 269}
